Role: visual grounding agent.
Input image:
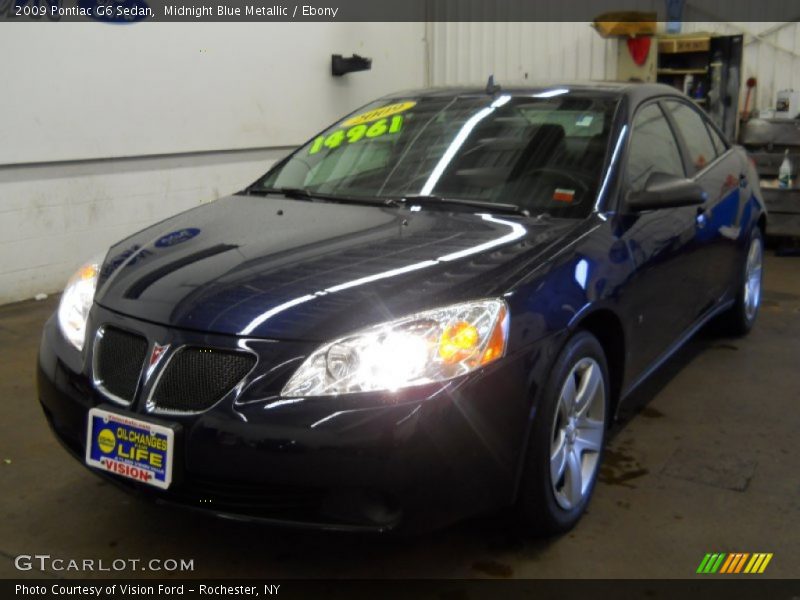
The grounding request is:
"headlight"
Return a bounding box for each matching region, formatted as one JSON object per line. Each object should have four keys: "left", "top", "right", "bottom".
{"left": 281, "top": 299, "right": 509, "bottom": 397}
{"left": 57, "top": 255, "right": 103, "bottom": 351}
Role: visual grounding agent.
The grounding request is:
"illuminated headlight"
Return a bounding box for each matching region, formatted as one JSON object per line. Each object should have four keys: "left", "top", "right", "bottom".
{"left": 57, "top": 256, "right": 103, "bottom": 351}
{"left": 281, "top": 299, "right": 509, "bottom": 397}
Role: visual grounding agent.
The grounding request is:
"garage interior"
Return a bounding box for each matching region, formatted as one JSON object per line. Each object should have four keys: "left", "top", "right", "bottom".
{"left": 2, "top": 18, "right": 799, "bottom": 579}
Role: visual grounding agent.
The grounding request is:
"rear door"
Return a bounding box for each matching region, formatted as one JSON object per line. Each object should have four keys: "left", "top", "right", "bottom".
{"left": 662, "top": 99, "right": 743, "bottom": 311}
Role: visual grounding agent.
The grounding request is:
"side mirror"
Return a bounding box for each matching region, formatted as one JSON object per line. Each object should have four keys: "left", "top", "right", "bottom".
{"left": 626, "top": 172, "right": 707, "bottom": 211}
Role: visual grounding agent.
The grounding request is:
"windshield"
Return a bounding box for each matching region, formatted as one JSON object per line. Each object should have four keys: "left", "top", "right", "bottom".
{"left": 252, "top": 92, "right": 619, "bottom": 218}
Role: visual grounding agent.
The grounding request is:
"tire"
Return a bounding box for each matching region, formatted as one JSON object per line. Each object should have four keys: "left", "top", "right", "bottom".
{"left": 517, "top": 331, "right": 610, "bottom": 535}
{"left": 717, "top": 227, "right": 764, "bottom": 336}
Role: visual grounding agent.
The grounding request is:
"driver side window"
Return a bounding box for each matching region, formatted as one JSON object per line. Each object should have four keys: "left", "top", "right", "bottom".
{"left": 628, "top": 103, "right": 685, "bottom": 192}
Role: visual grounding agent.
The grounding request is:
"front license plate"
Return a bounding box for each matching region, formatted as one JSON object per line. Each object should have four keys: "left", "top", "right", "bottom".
{"left": 85, "top": 407, "right": 174, "bottom": 489}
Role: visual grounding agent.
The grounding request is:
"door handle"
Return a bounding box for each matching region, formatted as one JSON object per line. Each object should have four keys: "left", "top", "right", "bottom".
{"left": 696, "top": 205, "right": 708, "bottom": 228}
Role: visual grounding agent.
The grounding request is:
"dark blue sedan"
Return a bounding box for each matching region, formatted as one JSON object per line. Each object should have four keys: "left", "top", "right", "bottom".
{"left": 39, "top": 82, "right": 765, "bottom": 534}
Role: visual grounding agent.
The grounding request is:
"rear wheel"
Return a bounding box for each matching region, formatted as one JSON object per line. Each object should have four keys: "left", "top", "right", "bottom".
{"left": 517, "top": 331, "right": 609, "bottom": 535}
{"left": 718, "top": 227, "right": 764, "bottom": 336}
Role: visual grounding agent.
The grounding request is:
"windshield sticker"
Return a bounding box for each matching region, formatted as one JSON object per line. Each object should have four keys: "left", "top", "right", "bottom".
{"left": 308, "top": 115, "right": 404, "bottom": 155}
{"left": 341, "top": 101, "right": 416, "bottom": 127}
{"left": 553, "top": 188, "right": 575, "bottom": 203}
{"left": 575, "top": 114, "right": 594, "bottom": 127}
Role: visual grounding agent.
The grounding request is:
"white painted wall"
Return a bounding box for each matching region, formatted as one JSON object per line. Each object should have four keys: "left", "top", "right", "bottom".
{"left": 0, "top": 23, "right": 426, "bottom": 305}
{"left": 1, "top": 22, "right": 427, "bottom": 164}
{"left": 429, "top": 22, "right": 618, "bottom": 86}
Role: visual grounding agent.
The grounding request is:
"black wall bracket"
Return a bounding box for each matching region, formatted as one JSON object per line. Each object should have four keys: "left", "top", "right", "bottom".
{"left": 331, "top": 54, "right": 372, "bottom": 77}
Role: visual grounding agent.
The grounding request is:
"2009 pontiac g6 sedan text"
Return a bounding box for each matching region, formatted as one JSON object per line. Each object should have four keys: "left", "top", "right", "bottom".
{"left": 39, "top": 83, "right": 765, "bottom": 533}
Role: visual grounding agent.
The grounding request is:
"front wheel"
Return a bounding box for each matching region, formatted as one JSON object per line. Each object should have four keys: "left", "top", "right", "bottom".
{"left": 517, "top": 331, "right": 609, "bottom": 535}
{"left": 718, "top": 227, "right": 764, "bottom": 336}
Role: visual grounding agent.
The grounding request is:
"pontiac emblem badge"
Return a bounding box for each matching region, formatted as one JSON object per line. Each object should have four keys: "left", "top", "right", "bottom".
{"left": 149, "top": 343, "right": 169, "bottom": 368}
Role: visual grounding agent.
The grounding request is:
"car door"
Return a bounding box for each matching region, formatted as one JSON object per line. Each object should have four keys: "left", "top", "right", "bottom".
{"left": 616, "top": 101, "right": 708, "bottom": 378}
{"left": 662, "top": 99, "right": 743, "bottom": 312}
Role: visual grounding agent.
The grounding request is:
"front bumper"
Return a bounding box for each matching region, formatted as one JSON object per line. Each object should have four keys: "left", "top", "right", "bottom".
{"left": 38, "top": 305, "right": 545, "bottom": 532}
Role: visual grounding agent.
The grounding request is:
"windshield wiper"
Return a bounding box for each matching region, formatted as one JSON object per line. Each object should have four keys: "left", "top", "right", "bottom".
{"left": 399, "top": 195, "right": 530, "bottom": 216}
{"left": 246, "top": 186, "right": 318, "bottom": 200}
{"left": 246, "top": 186, "right": 398, "bottom": 207}
{"left": 244, "top": 187, "right": 529, "bottom": 215}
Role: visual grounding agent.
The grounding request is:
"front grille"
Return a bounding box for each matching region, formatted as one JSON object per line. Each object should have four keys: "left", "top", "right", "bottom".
{"left": 151, "top": 348, "right": 256, "bottom": 412}
{"left": 95, "top": 327, "right": 148, "bottom": 403}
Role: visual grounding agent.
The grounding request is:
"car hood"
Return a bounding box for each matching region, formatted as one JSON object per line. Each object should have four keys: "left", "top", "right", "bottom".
{"left": 95, "top": 195, "right": 578, "bottom": 341}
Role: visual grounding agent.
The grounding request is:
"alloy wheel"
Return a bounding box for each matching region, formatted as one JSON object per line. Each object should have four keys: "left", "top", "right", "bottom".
{"left": 744, "top": 236, "right": 763, "bottom": 322}
{"left": 549, "top": 357, "right": 606, "bottom": 510}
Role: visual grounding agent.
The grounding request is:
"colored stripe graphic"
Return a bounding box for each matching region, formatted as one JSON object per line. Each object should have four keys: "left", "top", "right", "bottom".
{"left": 703, "top": 554, "right": 721, "bottom": 573}
{"left": 735, "top": 553, "right": 750, "bottom": 573}
{"left": 719, "top": 554, "right": 735, "bottom": 573}
{"left": 745, "top": 553, "right": 773, "bottom": 574}
{"left": 744, "top": 554, "right": 760, "bottom": 573}
{"left": 697, "top": 554, "right": 713, "bottom": 574}
{"left": 723, "top": 553, "right": 742, "bottom": 573}
{"left": 701, "top": 553, "right": 773, "bottom": 574}
{"left": 710, "top": 553, "right": 726, "bottom": 573}
{"left": 758, "top": 554, "right": 773, "bottom": 573}
{"left": 698, "top": 553, "right": 727, "bottom": 573}
{"left": 724, "top": 553, "right": 748, "bottom": 573}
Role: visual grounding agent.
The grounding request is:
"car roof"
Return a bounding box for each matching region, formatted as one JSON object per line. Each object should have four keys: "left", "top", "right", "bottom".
{"left": 384, "top": 81, "right": 686, "bottom": 105}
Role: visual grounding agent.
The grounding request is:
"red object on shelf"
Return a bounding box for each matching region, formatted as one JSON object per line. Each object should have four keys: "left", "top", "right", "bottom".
{"left": 626, "top": 37, "right": 652, "bottom": 66}
{"left": 743, "top": 76, "right": 757, "bottom": 118}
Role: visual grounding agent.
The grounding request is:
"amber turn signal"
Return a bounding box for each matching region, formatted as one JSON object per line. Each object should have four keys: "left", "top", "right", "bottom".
{"left": 480, "top": 304, "right": 508, "bottom": 365}
{"left": 439, "top": 321, "right": 480, "bottom": 363}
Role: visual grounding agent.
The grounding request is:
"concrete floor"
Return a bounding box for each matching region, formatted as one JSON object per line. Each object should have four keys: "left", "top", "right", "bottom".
{"left": 1, "top": 254, "right": 798, "bottom": 580}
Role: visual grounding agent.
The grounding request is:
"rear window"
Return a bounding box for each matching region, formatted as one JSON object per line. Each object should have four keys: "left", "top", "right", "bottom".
{"left": 520, "top": 107, "right": 607, "bottom": 137}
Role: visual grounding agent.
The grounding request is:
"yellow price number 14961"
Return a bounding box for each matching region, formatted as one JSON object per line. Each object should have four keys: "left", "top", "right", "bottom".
{"left": 308, "top": 115, "right": 404, "bottom": 155}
